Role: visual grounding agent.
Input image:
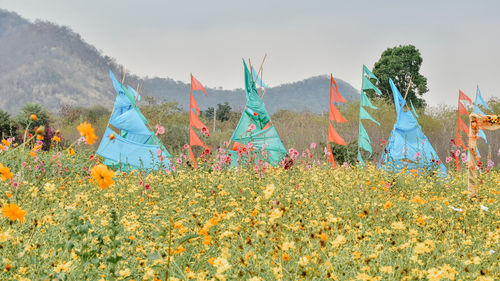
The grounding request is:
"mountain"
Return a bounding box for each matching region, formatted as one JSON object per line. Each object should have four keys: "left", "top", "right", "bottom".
{"left": 0, "top": 9, "right": 359, "bottom": 115}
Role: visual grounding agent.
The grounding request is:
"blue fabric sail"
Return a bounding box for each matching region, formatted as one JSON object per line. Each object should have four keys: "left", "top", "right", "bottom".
{"left": 97, "top": 71, "right": 171, "bottom": 170}
{"left": 379, "top": 79, "right": 446, "bottom": 176}
{"left": 474, "top": 87, "right": 490, "bottom": 143}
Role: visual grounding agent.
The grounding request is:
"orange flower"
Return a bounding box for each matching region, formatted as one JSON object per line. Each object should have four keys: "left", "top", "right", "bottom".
{"left": 37, "top": 135, "right": 44, "bottom": 140}
{"left": 282, "top": 253, "right": 290, "bottom": 261}
{"left": 383, "top": 201, "right": 393, "bottom": 209}
{"left": 416, "top": 217, "right": 426, "bottom": 226}
{"left": 67, "top": 147, "right": 75, "bottom": 156}
{"left": 30, "top": 114, "right": 37, "bottom": 121}
{"left": 0, "top": 163, "right": 13, "bottom": 181}
{"left": 203, "top": 235, "right": 211, "bottom": 245}
{"left": 91, "top": 164, "right": 115, "bottom": 189}
{"left": 52, "top": 135, "right": 61, "bottom": 142}
{"left": 2, "top": 203, "right": 27, "bottom": 222}
{"left": 77, "top": 122, "right": 98, "bottom": 144}
{"left": 109, "top": 133, "right": 116, "bottom": 140}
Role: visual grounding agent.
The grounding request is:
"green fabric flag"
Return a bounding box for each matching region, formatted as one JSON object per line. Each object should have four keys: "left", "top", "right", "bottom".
{"left": 410, "top": 100, "right": 419, "bottom": 118}
{"left": 360, "top": 107, "right": 380, "bottom": 126}
{"left": 362, "top": 76, "right": 383, "bottom": 95}
{"left": 363, "top": 65, "right": 379, "bottom": 81}
{"left": 360, "top": 92, "right": 377, "bottom": 109}
{"left": 242, "top": 60, "right": 271, "bottom": 126}
{"left": 357, "top": 150, "right": 365, "bottom": 166}
{"left": 358, "top": 122, "right": 372, "bottom": 155}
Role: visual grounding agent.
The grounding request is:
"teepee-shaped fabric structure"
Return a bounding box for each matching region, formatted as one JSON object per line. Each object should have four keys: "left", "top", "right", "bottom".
{"left": 379, "top": 79, "right": 446, "bottom": 175}
{"left": 228, "top": 60, "right": 287, "bottom": 166}
{"left": 97, "top": 70, "right": 171, "bottom": 170}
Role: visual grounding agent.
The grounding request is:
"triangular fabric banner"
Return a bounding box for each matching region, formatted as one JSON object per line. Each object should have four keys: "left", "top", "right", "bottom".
{"left": 190, "top": 93, "right": 200, "bottom": 116}
{"left": 189, "top": 147, "right": 198, "bottom": 169}
{"left": 389, "top": 78, "right": 406, "bottom": 115}
{"left": 357, "top": 150, "right": 365, "bottom": 166}
{"left": 190, "top": 128, "right": 206, "bottom": 148}
{"left": 329, "top": 103, "right": 347, "bottom": 123}
{"left": 360, "top": 92, "right": 377, "bottom": 109}
{"left": 191, "top": 74, "right": 207, "bottom": 95}
{"left": 251, "top": 66, "right": 268, "bottom": 88}
{"left": 363, "top": 65, "right": 379, "bottom": 81}
{"left": 359, "top": 122, "right": 372, "bottom": 155}
{"left": 360, "top": 107, "right": 380, "bottom": 126}
{"left": 362, "top": 76, "right": 383, "bottom": 95}
{"left": 328, "top": 123, "right": 347, "bottom": 145}
{"left": 327, "top": 143, "right": 336, "bottom": 168}
{"left": 457, "top": 117, "right": 468, "bottom": 134}
{"left": 455, "top": 131, "right": 466, "bottom": 149}
{"left": 459, "top": 90, "right": 472, "bottom": 104}
{"left": 458, "top": 101, "right": 468, "bottom": 115}
{"left": 330, "top": 74, "right": 346, "bottom": 103}
{"left": 475, "top": 87, "right": 492, "bottom": 112}
{"left": 190, "top": 110, "right": 206, "bottom": 129}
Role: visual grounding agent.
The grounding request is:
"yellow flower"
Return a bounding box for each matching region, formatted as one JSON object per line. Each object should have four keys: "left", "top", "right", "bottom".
{"left": 67, "top": 147, "right": 75, "bottom": 156}
{"left": 52, "top": 135, "right": 61, "bottom": 142}
{"left": 380, "top": 266, "right": 393, "bottom": 273}
{"left": 91, "top": 164, "right": 115, "bottom": 189}
{"left": 77, "top": 122, "right": 98, "bottom": 144}
{"left": 263, "top": 183, "right": 275, "bottom": 199}
{"left": 269, "top": 208, "right": 283, "bottom": 221}
{"left": 0, "top": 163, "right": 13, "bottom": 181}
{"left": 414, "top": 242, "right": 431, "bottom": 255}
{"left": 2, "top": 203, "right": 27, "bottom": 222}
{"left": 331, "top": 235, "right": 347, "bottom": 248}
{"left": 391, "top": 221, "right": 406, "bottom": 230}
{"left": 383, "top": 201, "right": 392, "bottom": 209}
{"left": 298, "top": 256, "right": 309, "bottom": 266}
{"left": 118, "top": 268, "right": 131, "bottom": 277}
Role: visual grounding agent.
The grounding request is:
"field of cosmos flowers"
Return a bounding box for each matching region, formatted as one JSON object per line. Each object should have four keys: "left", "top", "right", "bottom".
{"left": 0, "top": 121, "right": 499, "bottom": 281}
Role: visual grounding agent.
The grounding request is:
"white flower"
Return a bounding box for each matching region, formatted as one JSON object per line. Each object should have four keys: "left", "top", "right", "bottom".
{"left": 450, "top": 206, "right": 463, "bottom": 212}
{"left": 480, "top": 205, "right": 489, "bottom": 212}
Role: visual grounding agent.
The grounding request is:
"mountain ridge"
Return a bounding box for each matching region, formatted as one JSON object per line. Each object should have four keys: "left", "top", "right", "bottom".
{"left": 0, "top": 9, "right": 360, "bottom": 115}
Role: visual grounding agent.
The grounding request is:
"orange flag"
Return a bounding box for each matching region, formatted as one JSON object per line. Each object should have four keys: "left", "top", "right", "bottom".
{"left": 329, "top": 103, "right": 347, "bottom": 123}
{"left": 459, "top": 90, "right": 472, "bottom": 104}
{"left": 189, "top": 147, "right": 198, "bottom": 169}
{"left": 190, "top": 93, "right": 200, "bottom": 115}
{"left": 328, "top": 123, "right": 347, "bottom": 145}
{"left": 191, "top": 74, "right": 207, "bottom": 95}
{"left": 190, "top": 128, "right": 206, "bottom": 148}
{"left": 457, "top": 117, "right": 468, "bottom": 134}
{"left": 458, "top": 101, "right": 468, "bottom": 115}
{"left": 190, "top": 110, "right": 206, "bottom": 129}
{"left": 327, "top": 143, "right": 336, "bottom": 168}
{"left": 330, "top": 74, "right": 346, "bottom": 103}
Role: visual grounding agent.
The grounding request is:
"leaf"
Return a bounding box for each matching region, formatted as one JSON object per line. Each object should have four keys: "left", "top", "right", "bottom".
{"left": 178, "top": 234, "right": 199, "bottom": 245}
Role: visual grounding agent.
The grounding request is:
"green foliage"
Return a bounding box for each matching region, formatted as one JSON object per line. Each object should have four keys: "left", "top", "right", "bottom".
{"left": 0, "top": 110, "right": 13, "bottom": 138}
{"left": 330, "top": 140, "right": 359, "bottom": 165}
{"left": 204, "top": 102, "right": 233, "bottom": 122}
{"left": 15, "top": 103, "right": 51, "bottom": 129}
{"left": 372, "top": 45, "right": 428, "bottom": 108}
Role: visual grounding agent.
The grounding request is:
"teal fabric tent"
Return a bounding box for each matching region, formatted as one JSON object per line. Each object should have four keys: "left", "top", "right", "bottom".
{"left": 97, "top": 71, "right": 171, "bottom": 170}
{"left": 228, "top": 60, "right": 287, "bottom": 166}
{"left": 379, "top": 79, "right": 446, "bottom": 175}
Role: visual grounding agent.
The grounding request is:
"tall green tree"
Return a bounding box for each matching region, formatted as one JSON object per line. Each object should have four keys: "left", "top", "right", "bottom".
{"left": 372, "top": 45, "right": 428, "bottom": 108}
{"left": 0, "top": 110, "right": 13, "bottom": 138}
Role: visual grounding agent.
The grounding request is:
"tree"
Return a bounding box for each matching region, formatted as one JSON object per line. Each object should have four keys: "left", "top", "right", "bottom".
{"left": 15, "top": 103, "right": 51, "bottom": 129}
{"left": 372, "top": 45, "right": 428, "bottom": 108}
{"left": 204, "top": 102, "right": 232, "bottom": 122}
{"left": 0, "top": 110, "right": 13, "bottom": 138}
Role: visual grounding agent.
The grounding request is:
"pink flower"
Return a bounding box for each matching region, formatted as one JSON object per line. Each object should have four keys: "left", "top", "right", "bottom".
{"left": 454, "top": 150, "right": 461, "bottom": 157}
{"left": 310, "top": 142, "right": 316, "bottom": 149}
{"left": 445, "top": 156, "right": 453, "bottom": 163}
{"left": 497, "top": 148, "right": 500, "bottom": 156}
{"left": 183, "top": 144, "right": 189, "bottom": 150}
{"left": 247, "top": 123, "right": 256, "bottom": 132}
{"left": 155, "top": 124, "right": 165, "bottom": 136}
{"left": 156, "top": 149, "right": 162, "bottom": 155}
{"left": 414, "top": 152, "right": 421, "bottom": 159}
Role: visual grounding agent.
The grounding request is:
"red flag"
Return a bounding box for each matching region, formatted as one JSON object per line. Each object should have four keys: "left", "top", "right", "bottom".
{"left": 329, "top": 103, "right": 347, "bottom": 123}
{"left": 190, "top": 110, "right": 206, "bottom": 129}
{"left": 190, "top": 93, "right": 200, "bottom": 116}
{"left": 459, "top": 90, "right": 472, "bottom": 104}
{"left": 328, "top": 123, "right": 346, "bottom": 145}
{"left": 458, "top": 101, "right": 468, "bottom": 115}
{"left": 327, "top": 143, "right": 336, "bottom": 168}
{"left": 457, "top": 117, "right": 468, "bottom": 134}
{"left": 189, "top": 147, "right": 198, "bottom": 169}
{"left": 330, "top": 74, "right": 346, "bottom": 103}
{"left": 191, "top": 74, "right": 207, "bottom": 95}
{"left": 190, "top": 128, "right": 207, "bottom": 148}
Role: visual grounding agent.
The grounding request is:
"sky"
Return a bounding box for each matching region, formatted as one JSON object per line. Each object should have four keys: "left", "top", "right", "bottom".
{"left": 1, "top": 0, "right": 499, "bottom": 106}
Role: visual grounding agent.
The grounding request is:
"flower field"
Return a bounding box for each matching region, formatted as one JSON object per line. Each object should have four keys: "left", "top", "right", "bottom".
{"left": 0, "top": 128, "right": 499, "bottom": 280}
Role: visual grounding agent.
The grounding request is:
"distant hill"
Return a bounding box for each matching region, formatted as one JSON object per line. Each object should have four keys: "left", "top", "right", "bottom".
{"left": 0, "top": 9, "right": 359, "bottom": 115}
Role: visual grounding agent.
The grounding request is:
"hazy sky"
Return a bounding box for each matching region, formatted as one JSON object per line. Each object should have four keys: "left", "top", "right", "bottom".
{"left": 1, "top": 0, "right": 499, "bottom": 106}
